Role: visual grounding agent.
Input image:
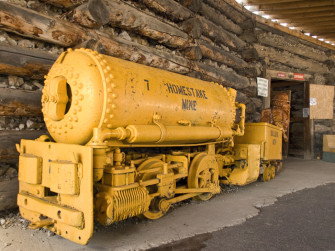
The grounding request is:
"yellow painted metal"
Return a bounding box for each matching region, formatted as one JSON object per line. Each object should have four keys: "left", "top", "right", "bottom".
{"left": 18, "top": 48, "right": 259, "bottom": 245}
{"left": 234, "top": 123, "right": 282, "bottom": 160}
{"left": 221, "top": 144, "right": 261, "bottom": 186}
{"left": 262, "top": 162, "right": 276, "bottom": 182}
{"left": 187, "top": 145, "right": 220, "bottom": 201}
{"left": 95, "top": 185, "right": 151, "bottom": 225}
{"left": 18, "top": 194, "right": 83, "bottom": 227}
{"left": 18, "top": 154, "right": 42, "bottom": 185}
{"left": 49, "top": 161, "right": 79, "bottom": 195}
{"left": 17, "top": 140, "right": 94, "bottom": 245}
{"left": 42, "top": 48, "right": 241, "bottom": 146}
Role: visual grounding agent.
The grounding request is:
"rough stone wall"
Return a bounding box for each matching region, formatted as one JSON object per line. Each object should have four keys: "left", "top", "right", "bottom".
{"left": 0, "top": 0, "right": 334, "bottom": 209}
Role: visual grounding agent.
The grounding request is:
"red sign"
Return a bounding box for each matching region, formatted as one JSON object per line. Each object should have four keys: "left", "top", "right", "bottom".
{"left": 293, "top": 73, "right": 304, "bottom": 80}
{"left": 277, "top": 72, "right": 286, "bottom": 78}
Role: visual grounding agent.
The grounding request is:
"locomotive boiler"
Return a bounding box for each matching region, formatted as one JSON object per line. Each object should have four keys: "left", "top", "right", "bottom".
{"left": 16, "top": 48, "right": 281, "bottom": 245}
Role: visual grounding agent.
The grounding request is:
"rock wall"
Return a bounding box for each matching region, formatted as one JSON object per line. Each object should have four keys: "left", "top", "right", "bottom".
{"left": 0, "top": 0, "right": 334, "bottom": 209}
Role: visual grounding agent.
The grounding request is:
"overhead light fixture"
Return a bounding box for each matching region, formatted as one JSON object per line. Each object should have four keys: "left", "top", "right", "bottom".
{"left": 280, "top": 23, "right": 288, "bottom": 27}
{"left": 304, "top": 33, "right": 310, "bottom": 36}
{"left": 271, "top": 19, "right": 278, "bottom": 23}
{"left": 318, "top": 38, "right": 324, "bottom": 41}
{"left": 289, "top": 27, "right": 295, "bottom": 30}
{"left": 244, "top": 5, "right": 253, "bottom": 10}
{"left": 312, "top": 35, "right": 317, "bottom": 38}
{"left": 262, "top": 15, "right": 270, "bottom": 19}
{"left": 326, "top": 41, "right": 330, "bottom": 44}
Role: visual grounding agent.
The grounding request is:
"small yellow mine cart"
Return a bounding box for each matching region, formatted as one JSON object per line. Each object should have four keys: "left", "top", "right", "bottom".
{"left": 234, "top": 122, "right": 282, "bottom": 161}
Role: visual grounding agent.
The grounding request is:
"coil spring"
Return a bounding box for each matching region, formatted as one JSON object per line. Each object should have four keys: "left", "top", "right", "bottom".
{"left": 111, "top": 186, "right": 150, "bottom": 222}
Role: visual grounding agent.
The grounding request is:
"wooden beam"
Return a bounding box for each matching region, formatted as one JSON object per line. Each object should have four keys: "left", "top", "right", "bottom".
{"left": 0, "top": 88, "right": 42, "bottom": 116}
{"left": 42, "top": 0, "right": 84, "bottom": 8}
{"left": 71, "top": 0, "right": 110, "bottom": 28}
{"left": 223, "top": 0, "right": 335, "bottom": 50}
{"left": 0, "top": 3, "right": 190, "bottom": 76}
{"left": 72, "top": 0, "right": 190, "bottom": 48}
{"left": 290, "top": 21, "right": 335, "bottom": 28}
{"left": 0, "top": 2, "right": 88, "bottom": 47}
{"left": 255, "top": 30, "right": 329, "bottom": 62}
{"left": 244, "top": 0, "right": 304, "bottom": 4}
{"left": 271, "top": 10, "right": 335, "bottom": 20}
{"left": 256, "top": 0, "right": 335, "bottom": 11}
{"left": 254, "top": 44, "right": 329, "bottom": 74}
{"left": 299, "top": 26, "right": 335, "bottom": 33}
{"left": 137, "top": 0, "right": 193, "bottom": 22}
{"left": 0, "top": 179, "right": 19, "bottom": 211}
{"left": 199, "top": 2, "right": 243, "bottom": 34}
{"left": 179, "top": 0, "right": 201, "bottom": 13}
{"left": 0, "top": 130, "right": 48, "bottom": 163}
{"left": 203, "top": 0, "right": 249, "bottom": 24}
{"left": 274, "top": 16, "right": 335, "bottom": 25}
{"left": 198, "top": 38, "right": 258, "bottom": 77}
{"left": 267, "top": 69, "right": 312, "bottom": 81}
{"left": 0, "top": 43, "right": 56, "bottom": 79}
{"left": 199, "top": 16, "right": 246, "bottom": 51}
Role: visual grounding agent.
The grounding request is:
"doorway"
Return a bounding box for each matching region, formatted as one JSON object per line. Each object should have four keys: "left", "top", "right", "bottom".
{"left": 270, "top": 80, "right": 313, "bottom": 159}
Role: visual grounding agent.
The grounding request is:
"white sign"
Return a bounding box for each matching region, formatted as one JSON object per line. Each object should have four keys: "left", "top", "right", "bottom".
{"left": 303, "top": 108, "right": 309, "bottom": 118}
{"left": 257, "top": 77, "right": 268, "bottom": 97}
{"left": 310, "top": 97, "right": 317, "bottom": 106}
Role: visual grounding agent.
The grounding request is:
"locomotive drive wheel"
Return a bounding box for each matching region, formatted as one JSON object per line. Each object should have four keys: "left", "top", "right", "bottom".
{"left": 136, "top": 159, "right": 174, "bottom": 220}
{"left": 262, "top": 164, "right": 275, "bottom": 182}
{"left": 188, "top": 153, "right": 219, "bottom": 201}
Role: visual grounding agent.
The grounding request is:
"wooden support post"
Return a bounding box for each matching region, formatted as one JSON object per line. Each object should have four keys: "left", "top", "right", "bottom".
{"left": 304, "top": 82, "right": 313, "bottom": 160}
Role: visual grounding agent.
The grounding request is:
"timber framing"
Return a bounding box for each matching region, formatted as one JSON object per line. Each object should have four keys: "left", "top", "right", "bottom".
{"left": 228, "top": 0, "right": 335, "bottom": 50}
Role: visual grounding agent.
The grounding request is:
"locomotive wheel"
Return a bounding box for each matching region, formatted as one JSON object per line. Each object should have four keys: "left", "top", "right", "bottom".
{"left": 262, "top": 164, "right": 275, "bottom": 182}
{"left": 188, "top": 153, "right": 219, "bottom": 201}
{"left": 136, "top": 159, "right": 174, "bottom": 220}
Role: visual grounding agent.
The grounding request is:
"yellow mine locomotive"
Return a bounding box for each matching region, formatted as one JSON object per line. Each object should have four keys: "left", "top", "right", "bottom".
{"left": 16, "top": 49, "right": 282, "bottom": 244}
